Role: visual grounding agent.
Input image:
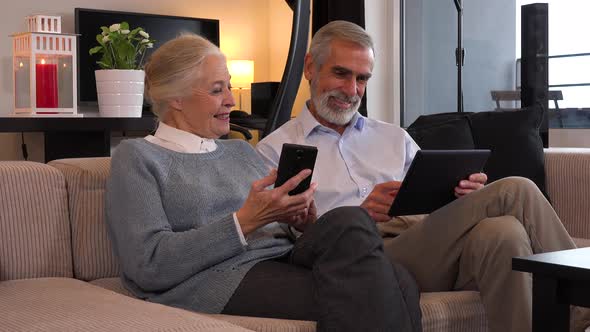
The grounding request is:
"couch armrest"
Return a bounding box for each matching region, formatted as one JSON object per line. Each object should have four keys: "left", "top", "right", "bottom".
{"left": 544, "top": 148, "right": 590, "bottom": 239}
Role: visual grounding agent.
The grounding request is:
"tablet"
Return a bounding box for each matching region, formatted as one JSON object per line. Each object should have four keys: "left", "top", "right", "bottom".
{"left": 388, "top": 149, "right": 491, "bottom": 217}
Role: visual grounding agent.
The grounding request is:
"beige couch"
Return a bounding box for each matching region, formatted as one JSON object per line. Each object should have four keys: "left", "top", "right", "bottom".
{"left": 1, "top": 148, "right": 589, "bottom": 332}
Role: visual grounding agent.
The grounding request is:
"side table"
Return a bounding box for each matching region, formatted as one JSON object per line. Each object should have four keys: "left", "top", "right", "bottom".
{"left": 513, "top": 247, "right": 590, "bottom": 332}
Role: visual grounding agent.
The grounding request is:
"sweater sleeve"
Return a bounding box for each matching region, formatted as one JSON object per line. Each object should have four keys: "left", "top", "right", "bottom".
{"left": 105, "top": 142, "right": 247, "bottom": 292}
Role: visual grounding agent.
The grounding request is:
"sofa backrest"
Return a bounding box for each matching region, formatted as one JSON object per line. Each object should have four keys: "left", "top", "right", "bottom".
{"left": 48, "top": 157, "right": 119, "bottom": 281}
{"left": 3, "top": 149, "right": 583, "bottom": 283}
{"left": 0, "top": 161, "right": 73, "bottom": 281}
{"left": 544, "top": 148, "right": 590, "bottom": 239}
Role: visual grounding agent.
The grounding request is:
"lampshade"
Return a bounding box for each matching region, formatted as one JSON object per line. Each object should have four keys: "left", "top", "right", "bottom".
{"left": 228, "top": 60, "right": 254, "bottom": 89}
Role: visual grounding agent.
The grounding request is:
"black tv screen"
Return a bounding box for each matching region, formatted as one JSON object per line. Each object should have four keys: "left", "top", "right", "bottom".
{"left": 75, "top": 8, "right": 220, "bottom": 105}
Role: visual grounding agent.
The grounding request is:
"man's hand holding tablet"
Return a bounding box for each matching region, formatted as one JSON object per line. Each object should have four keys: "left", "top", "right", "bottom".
{"left": 360, "top": 150, "right": 491, "bottom": 221}
{"left": 361, "top": 181, "right": 402, "bottom": 223}
{"left": 454, "top": 173, "right": 488, "bottom": 198}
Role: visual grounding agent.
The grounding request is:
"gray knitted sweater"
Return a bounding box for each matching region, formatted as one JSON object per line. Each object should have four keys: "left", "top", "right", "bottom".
{"left": 105, "top": 138, "right": 293, "bottom": 313}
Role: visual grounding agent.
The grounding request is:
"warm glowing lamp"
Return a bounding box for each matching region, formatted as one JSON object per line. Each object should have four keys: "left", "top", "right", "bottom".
{"left": 228, "top": 60, "right": 254, "bottom": 110}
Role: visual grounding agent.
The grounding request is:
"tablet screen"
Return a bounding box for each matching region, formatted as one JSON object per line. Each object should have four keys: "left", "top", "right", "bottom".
{"left": 388, "top": 149, "right": 491, "bottom": 217}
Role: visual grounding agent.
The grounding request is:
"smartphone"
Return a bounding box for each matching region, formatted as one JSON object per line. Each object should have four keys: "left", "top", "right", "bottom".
{"left": 275, "top": 143, "right": 318, "bottom": 195}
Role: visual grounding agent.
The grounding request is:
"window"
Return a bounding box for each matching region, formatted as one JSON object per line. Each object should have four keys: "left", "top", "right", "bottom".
{"left": 516, "top": 1, "right": 590, "bottom": 111}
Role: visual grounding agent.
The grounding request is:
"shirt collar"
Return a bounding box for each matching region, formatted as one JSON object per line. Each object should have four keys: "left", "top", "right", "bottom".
{"left": 153, "top": 122, "right": 217, "bottom": 153}
{"left": 299, "top": 100, "right": 365, "bottom": 138}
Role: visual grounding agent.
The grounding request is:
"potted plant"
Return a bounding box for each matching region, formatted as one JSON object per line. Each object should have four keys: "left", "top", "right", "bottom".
{"left": 89, "top": 22, "right": 155, "bottom": 117}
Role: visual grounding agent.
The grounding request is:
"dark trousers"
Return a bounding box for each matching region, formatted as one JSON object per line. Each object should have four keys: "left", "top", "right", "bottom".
{"left": 222, "top": 206, "right": 422, "bottom": 332}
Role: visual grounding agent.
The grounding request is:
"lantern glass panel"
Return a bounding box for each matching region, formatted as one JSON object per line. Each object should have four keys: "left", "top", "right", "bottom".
{"left": 58, "top": 56, "right": 73, "bottom": 108}
{"left": 14, "top": 56, "right": 30, "bottom": 108}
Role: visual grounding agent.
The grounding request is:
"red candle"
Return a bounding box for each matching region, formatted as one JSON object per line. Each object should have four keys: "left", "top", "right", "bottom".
{"left": 36, "top": 61, "right": 58, "bottom": 108}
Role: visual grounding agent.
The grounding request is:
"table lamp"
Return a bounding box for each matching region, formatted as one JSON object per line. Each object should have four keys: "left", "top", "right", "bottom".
{"left": 228, "top": 60, "right": 254, "bottom": 111}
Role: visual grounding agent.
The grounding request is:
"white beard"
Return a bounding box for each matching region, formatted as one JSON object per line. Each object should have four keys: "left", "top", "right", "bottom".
{"left": 310, "top": 80, "right": 361, "bottom": 126}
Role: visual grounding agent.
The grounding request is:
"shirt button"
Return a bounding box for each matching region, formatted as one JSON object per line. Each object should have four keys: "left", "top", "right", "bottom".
{"left": 360, "top": 187, "right": 368, "bottom": 198}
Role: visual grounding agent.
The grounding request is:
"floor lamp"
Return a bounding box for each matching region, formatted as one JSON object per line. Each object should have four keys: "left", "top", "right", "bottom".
{"left": 454, "top": 0, "right": 465, "bottom": 113}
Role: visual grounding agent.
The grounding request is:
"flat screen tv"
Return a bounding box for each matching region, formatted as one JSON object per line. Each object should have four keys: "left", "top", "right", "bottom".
{"left": 75, "top": 8, "right": 220, "bottom": 107}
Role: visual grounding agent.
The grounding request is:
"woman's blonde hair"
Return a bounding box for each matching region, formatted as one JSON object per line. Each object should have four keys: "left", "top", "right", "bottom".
{"left": 144, "top": 33, "right": 222, "bottom": 119}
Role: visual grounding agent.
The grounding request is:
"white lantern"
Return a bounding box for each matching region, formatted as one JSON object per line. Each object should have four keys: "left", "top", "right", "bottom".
{"left": 11, "top": 15, "right": 81, "bottom": 117}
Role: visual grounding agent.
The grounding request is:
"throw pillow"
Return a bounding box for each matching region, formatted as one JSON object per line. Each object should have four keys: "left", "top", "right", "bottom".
{"left": 407, "top": 116, "right": 475, "bottom": 150}
{"left": 406, "top": 107, "right": 547, "bottom": 197}
{"left": 408, "top": 112, "right": 473, "bottom": 129}
{"left": 469, "top": 106, "right": 546, "bottom": 195}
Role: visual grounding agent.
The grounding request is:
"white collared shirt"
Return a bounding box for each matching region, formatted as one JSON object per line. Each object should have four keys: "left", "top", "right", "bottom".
{"left": 144, "top": 121, "right": 217, "bottom": 153}
{"left": 144, "top": 122, "right": 247, "bottom": 245}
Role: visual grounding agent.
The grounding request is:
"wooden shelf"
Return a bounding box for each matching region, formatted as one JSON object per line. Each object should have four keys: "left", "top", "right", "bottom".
{"left": 0, "top": 116, "right": 158, "bottom": 133}
{"left": 0, "top": 115, "right": 158, "bottom": 162}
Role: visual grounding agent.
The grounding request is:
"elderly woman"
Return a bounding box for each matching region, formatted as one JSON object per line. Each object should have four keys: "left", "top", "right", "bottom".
{"left": 105, "top": 33, "right": 421, "bottom": 332}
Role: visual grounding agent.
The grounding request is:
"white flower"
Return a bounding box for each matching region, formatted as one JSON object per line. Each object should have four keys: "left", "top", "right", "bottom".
{"left": 121, "top": 29, "right": 130, "bottom": 34}
{"left": 102, "top": 31, "right": 108, "bottom": 36}
{"left": 109, "top": 24, "right": 121, "bottom": 32}
{"left": 139, "top": 31, "right": 149, "bottom": 38}
{"left": 102, "top": 35, "right": 110, "bottom": 43}
{"left": 146, "top": 43, "right": 154, "bottom": 48}
{"left": 141, "top": 38, "right": 150, "bottom": 44}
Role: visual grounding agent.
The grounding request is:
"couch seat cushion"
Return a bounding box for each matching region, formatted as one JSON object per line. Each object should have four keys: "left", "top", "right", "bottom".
{"left": 91, "top": 277, "right": 487, "bottom": 332}
{"left": 0, "top": 278, "right": 250, "bottom": 331}
{"left": 212, "top": 315, "right": 316, "bottom": 332}
{"left": 420, "top": 291, "right": 487, "bottom": 332}
{"left": 212, "top": 292, "right": 486, "bottom": 332}
{"left": 90, "top": 277, "right": 134, "bottom": 297}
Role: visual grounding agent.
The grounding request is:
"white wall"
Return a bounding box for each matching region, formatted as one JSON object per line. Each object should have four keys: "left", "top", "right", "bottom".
{"left": 268, "top": 0, "right": 310, "bottom": 118}
{"left": 0, "top": 0, "right": 297, "bottom": 160}
{"left": 364, "top": 0, "right": 401, "bottom": 125}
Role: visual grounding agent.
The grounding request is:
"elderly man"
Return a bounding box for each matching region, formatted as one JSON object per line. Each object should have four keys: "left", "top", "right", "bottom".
{"left": 256, "top": 20, "right": 579, "bottom": 332}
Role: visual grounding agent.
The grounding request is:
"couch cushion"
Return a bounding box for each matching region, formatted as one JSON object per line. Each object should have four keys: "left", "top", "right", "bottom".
{"left": 0, "top": 278, "right": 250, "bottom": 331}
{"left": 544, "top": 148, "right": 590, "bottom": 238}
{"left": 407, "top": 117, "right": 475, "bottom": 150}
{"left": 406, "top": 108, "right": 547, "bottom": 198}
{"left": 573, "top": 238, "right": 590, "bottom": 248}
{"left": 469, "top": 107, "right": 546, "bottom": 197}
{"left": 0, "top": 161, "right": 72, "bottom": 280}
{"left": 92, "top": 276, "right": 486, "bottom": 332}
{"left": 90, "top": 277, "right": 134, "bottom": 297}
{"left": 420, "top": 291, "right": 486, "bottom": 332}
{"left": 212, "top": 314, "right": 316, "bottom": 332}
{"left": 213, "top": 292, "right": 486, "bottom": 332}
{"left": 48, "top": 158, "right": 119, "bottom": 281}
{"left": 91, "top": 277, "right": 317, "bottom": 331}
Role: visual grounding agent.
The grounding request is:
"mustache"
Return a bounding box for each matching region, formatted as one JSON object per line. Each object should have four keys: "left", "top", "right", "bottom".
{"left": 325, "top": 90, "right": 361, "bottom": 105}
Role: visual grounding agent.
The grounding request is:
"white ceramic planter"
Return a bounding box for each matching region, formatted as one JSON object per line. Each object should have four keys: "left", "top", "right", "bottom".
{"left": 95, "top": 69, "right": 145, "bottom": 117}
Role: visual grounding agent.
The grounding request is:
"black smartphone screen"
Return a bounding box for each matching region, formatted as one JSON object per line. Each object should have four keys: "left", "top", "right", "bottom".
{"left": 275, "top": 143, "right": 318, "bottom": 195}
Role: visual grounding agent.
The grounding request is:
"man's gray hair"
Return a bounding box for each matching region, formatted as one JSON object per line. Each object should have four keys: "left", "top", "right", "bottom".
{"left": 309, "top": 20, "right": 374, "bottom": 69}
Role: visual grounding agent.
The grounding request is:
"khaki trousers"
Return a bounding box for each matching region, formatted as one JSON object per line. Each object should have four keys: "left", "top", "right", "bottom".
{"left": 379, "top": 176, "right": 577, "bottom": 332}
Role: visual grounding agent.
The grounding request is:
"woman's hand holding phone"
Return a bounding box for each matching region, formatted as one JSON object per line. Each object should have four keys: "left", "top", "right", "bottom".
{"left": 236, "top": 169, "right": 316, "bottom": 235}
